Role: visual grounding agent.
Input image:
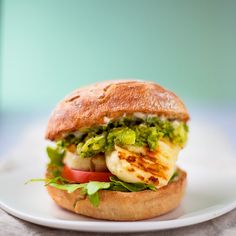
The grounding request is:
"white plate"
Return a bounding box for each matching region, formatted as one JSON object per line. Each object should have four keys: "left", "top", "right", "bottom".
{"left": 0, "top": 120, "right": 236, "bottom": 232}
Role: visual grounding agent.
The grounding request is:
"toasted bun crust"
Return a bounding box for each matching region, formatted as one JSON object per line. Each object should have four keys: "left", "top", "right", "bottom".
{"left": 46, "top": 167, "right": 187, "bottom": 221}
{"left": 46, "top": 80, "right": 189, "bottom": 140}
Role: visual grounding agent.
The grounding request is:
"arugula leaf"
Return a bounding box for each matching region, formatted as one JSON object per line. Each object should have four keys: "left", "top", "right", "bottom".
{"left": 46, "top": 146, "right": 65, "bottom": 166}
{"left": 27, "top": 176, "right": 156, "bottom": 207}
{"left": 109, "top": 184, "right": 129, "bottom": 192}
{"left": 27, "top": 177, "right": 111, "bottom": 206}
{"left": 25, "top": 178, "right": 46, "bottom": 184}
{"left": 51, "top": 168, "right": 62, "bottom": 178}
{"left": 147, "top": 184, "right": 157, "bottom": 191}
{"left": 169, "top": 171, "right": 178, "bottom": 182}
{"left": 86, "top": 181, "right": 110, "bottom": 195}
{"left": 48, "top": 181, "right": 111, "bottom": 206}
{"left": 48, "top": 183, "right": 86, "bottom": 193}
{"left": 26, "top": 176, "right": 67, "bottom": 185}
{"left": 46, "top": 176, "right": 67, "bottom": 184}
{"left": 88, "top": 192, "right": 100, "bottom": 207}
{"left": 110, "top": 176, "right": 156, "bottom": 192}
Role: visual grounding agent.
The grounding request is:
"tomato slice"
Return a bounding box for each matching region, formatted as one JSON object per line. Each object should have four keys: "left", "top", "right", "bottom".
{"left": 62, "top": 165, "right": 113, "bottom": 183}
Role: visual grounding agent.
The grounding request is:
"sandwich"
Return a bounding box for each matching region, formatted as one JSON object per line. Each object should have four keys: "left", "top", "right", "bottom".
{"left": 43, "top": 80, "right": 189, "bottom": 221}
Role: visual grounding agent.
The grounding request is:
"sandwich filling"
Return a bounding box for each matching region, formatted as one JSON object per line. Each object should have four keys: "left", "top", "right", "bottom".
{"left": 47, "top": 115, "right": 188, "bottom": 185}
{"left": 33, "top": 115, "right": 189, "bottom": 207}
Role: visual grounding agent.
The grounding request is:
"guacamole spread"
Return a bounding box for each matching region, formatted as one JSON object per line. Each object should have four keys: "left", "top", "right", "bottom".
{"left": 57, "top": 116, "right": 188, "bottom": 158}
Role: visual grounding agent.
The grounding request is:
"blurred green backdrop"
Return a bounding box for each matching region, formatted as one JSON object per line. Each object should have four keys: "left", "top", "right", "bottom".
{"left": 1, "top": 0, "right": 236, "bottom": 112}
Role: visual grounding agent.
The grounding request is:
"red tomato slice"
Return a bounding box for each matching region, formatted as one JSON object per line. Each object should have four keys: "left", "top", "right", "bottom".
{"left": 62, "top": 165, "right": 113, "bottom": 183}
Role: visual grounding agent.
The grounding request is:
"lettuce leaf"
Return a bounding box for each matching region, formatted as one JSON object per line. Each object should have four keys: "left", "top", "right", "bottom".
{"left": 88, "top": 192, "right": 100, "bottom": 207}
{"left": 86, "top": 181, "right": 110, "bottom": 195}
{"left": 169, "top": 171, "right": 179, "bottom": 182}
{"left": 109, "top": 176, "right": 156, "bottom": 191}
{"left": 27, "top": 177, "right": 110, "bottom": 207}
{"left": 27, "top": 176, "right": 156, "bottom": 207}
{"left": 48, "top": 182, "right": 86, "bottom": 193}
{"left": 46, "top": 146, "right": 65, "bottom": 167}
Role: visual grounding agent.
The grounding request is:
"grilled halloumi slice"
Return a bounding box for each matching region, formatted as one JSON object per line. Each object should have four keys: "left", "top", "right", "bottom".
{"left": 105, "top": 140, "right": 181, "bottom": 188}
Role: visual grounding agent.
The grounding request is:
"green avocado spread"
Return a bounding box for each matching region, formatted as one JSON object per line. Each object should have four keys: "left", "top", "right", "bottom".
{"left": 57, "top": 116, "right": 188, "bottom": 158}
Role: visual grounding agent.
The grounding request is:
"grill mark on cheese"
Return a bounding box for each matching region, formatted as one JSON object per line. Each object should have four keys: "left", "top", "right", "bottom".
{"left": 126, "top": 156, "right": 136, "bottom": 162}
{"left": 137, "top": 175, "right": 145, "bottom": 181}
{"left": 148, "top": 176, "right": 159, "bottom": 184}
{"left": 127, "top": 167, "right": 135, "bottom": 172}
{"left": 118, "top": 149, "right": 169, "bottom": 181}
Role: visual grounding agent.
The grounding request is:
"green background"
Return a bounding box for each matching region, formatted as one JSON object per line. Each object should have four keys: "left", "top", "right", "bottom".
{"left": 1, "top": 0, "right": 236, "bottom": 112}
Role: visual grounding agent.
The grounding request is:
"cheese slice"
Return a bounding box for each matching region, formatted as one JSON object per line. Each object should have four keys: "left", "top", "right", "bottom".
{"left": 105, "top": 140, "right": 180, "bottom": 188}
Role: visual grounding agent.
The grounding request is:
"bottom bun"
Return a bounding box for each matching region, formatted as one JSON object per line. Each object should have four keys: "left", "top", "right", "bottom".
{"left": 46, "top": 167, "right": 187, "bottom": 221}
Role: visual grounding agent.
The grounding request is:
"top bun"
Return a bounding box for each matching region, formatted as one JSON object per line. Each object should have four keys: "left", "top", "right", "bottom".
{"left": 46, "top": 80, "right": 189, "bottom": 140}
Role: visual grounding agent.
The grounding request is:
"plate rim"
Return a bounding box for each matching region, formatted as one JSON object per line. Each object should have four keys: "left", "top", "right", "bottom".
{"left": 0, "top": 199, "right": 236, "bottom": 232}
